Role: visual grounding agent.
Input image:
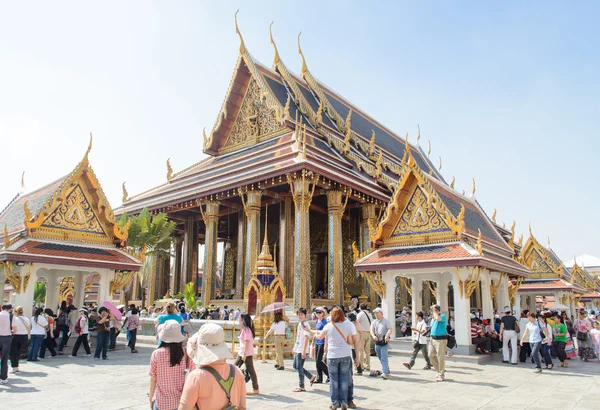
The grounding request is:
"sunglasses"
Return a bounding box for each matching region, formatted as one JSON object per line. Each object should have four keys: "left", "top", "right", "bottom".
{"left": 315, "top": 311, "right": 323, "bottom": 314}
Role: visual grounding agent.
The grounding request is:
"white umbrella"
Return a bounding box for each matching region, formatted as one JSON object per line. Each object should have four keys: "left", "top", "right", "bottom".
{"left": 548, "top": 303, "right": 570, "bottom": 311}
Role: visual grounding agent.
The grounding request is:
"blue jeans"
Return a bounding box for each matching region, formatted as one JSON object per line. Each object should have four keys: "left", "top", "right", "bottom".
{"left": 327, "top": 356, "right": 352, "bottom": 406}
{"left": 293, "top": 353, "right": 314, "bottom": 388}
{"left": 531, "top": 342, "right": 542, "bottom": 370}
{"left": 541, "top": 343, "right": 553, "bottom": 367}
{"left": 28, "top": 335, "right": 44, "bottom": 361}
{"left": 375, "top": 343, "right": 390, "bottom": 375}
{"left": 94, "top": 331, "right": 109, "bottom": 359}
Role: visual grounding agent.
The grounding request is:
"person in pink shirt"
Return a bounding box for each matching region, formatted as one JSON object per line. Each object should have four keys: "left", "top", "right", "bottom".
{"left": 591, "top": 321, "right": 600, "bottom": 362}
{"left": 180, "top": 323, "right": 246, "bottom": 410}
{"left": 234, "top": 313, "right": 259, "bottom": 395}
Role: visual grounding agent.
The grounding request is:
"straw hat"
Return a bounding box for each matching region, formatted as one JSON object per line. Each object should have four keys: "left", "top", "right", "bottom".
{"left": 157, "top": 320, "right": 185, "bottom": 343}
{"left": 187, "top": 323, "right": 231, "bottom": 366}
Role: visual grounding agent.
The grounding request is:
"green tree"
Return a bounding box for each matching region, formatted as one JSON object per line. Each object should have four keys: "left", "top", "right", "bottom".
{"left": 119, "top": 208, "right": 176, "bottom": 307}
{"left": 184, "top": 282, "right": 199, "bottom": 311}
{"left": 34, "top": 281, "right": 46, "bottom": 307}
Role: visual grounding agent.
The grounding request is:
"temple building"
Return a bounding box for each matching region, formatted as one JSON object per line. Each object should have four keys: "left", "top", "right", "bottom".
{"left": 0, "top": 138, "right": 142, "bottom": 316}
{"left": 566, "top": 255, "right": 600, "bottom": 310}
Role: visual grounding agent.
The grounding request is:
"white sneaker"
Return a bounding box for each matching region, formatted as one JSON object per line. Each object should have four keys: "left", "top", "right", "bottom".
{"left": 86, "top": 354, "right": 92, "bottom": 357}
{"left": 11, "top": 368, "right": 18, "bottom": 373}
{"left": 0, "top": 379, "right": 8, "bottom": 385}
{"left": 68, "top": 355, "right": 76, "bottom": 358}
{"left": 382, "top": 374, "right": 389, "bottom": 380}
{"left": 436, "top": 373, "right": 443, "bottom": 382}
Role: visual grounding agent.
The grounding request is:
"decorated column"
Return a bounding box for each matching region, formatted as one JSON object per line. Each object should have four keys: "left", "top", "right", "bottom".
{"left": 73, "top": 273, "right": 84, "bottom": 307}
{"left": 452, "top": 267, "right": 478, "bottom": 354}
{"left": 480, "top": 270, "right": 494, "bottom": 320}
{"left": 182, "top": 218, "right": 200, "bottom": 291}
{"left": 279, "top": 197, "right": 293, "bottom": 298}
{"left": 235, "top": 210, "right": 246, "bottom": 299}
{"left": 10, "top": 263, "right": 36, "bottom": 317}
{"left": 288, "top": 171, "right": 318, "bottom": 310}
{"left": 361, "top": 203, "right": 377, "bottom": 305}
{"left": 380, "top": 271, "right": 396, "bottom": 338}
{"left": 45, "top": 272, "right": 59, "bottom": 312}
{"left": 435, "top": 277, "right": 450, "bottom": 315}
{"left": 172, "top": 236, "right": 183, "bottom": 294}
{"left": 242, "top": 190, "right": 262, "bottom": 287}
{"left": 201, "top": 200, "right": 220, "bottom": 307}
{"left": 497, "top": 274, "right": 510, "bottom": 311}
{"left": 411, "top": 277, "right": 423, "bottom": 326}
{"left": 327, "top": 190, "right": 348, "bottom": 304}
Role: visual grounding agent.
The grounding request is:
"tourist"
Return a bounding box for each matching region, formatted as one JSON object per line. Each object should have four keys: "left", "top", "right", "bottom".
{"left": 234, "top": 313, "right": 259, "bottom": 395}
{"left": 538, "top": 315, "right": 554, "bottom": 369}
{"left": 356, "top": 303, "right": 372, "bottom": 373}
{"left": 179, "top": 305, "right": 189, "bottom": 336}
{"left": 179, "top": 323, "right": 246, "bottom": 410}
{"left": 292, "top": 308, "right": 316, "bottom": 392}
{"left": 471, "top": 315, "right": 492, "bottom": 354}
{"left": 428, "top": 304, "right": 448, "bottom": 382}
{"left": 151, "top": 307, "right": 160, "bottom": 319}
{"left": 591, "top": 321, "right": 600, "bottom": 362}
{"left": 520, "top": 312, "right": 544, "bottom": 373}
{"left": 56, "top": 302, "right": 71, "bottom": 354}
{"left": 94, "top": 307, "right": 110, "bottom": 361}
{"left": 148, "top": 320, "right": 193, "bottom": 410}
{"left": 370, "top": 307, "right": 392, "bottom": 379}
{"left": 519, "top": 310, "right": 531, "bottom": 362}
{"left": 551, "top": 312, "right": 569, "bottom": 367}
{"left": 127, "top": 307, "right": 140, "bottom": 353}
{"left": 39, "top": 308, "right": 57, "bottom": 359}
{"left": 156, "top": 302, "right": 183, "bottom": 327}
{"left": 348, "top": 312, "right": 363, "bottom": 376}
{"left": 108, "top": 311, "right": 121, "bottom": 351}
{"left": 313, "top": 306, "right": 359, "bottom": 410}
{"left": 264, "top": 311, "right": 286, "bottom": 370}
{"left": 483, "top": 319, "right": 500, "bottom": 352}
{"left": 8, "top": 306, "right": 28, "bottom": 373}
{"left": 210, "top": 308, "right": 220, "bottom": 320}
{"left": 28, "top": 307, "right": 48, "bottom": 362}
{"left": 574, "top": 310, "right": 596, "bottom": 361}
{"left": 0, "top": 304, "right": 14, "bottom": 384}
{"left": 499, "top": 306, "right": 519, "bottom": 365}
{"left": 313, "top": 307, "right": 329, "bottom": 382}
{"left": 69, "top": 308, "right": 91, "bottom": 357}
{"left": 403, "top": 311, "right": 432, "bottom": 370}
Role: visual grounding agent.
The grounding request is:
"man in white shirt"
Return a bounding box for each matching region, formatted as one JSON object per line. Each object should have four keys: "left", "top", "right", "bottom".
{"left": 0, "top": 304, "right": 15, "bottom": 384}
{"left": 403, "top": 311, "right": 432, "bottom": 370}
{"left": 356, "top": 304, "right": 372, "bottom": 372}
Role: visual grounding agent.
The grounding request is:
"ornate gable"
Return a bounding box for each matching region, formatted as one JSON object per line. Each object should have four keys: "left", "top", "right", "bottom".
{"left": 391, "top": 186, "right": 451, "bottom": 240}
{"left": 526, "top": 248, "right": 553, "bottom": 274}
{"left": 24, "top": 137, "right": 129, "bottom": 247}
{"left": 520, "top": 234, "right": 564, "bottom": 279}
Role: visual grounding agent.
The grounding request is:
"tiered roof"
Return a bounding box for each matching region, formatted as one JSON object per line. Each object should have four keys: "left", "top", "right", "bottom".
{"left": 0, "top": 137, "right": 141, "bottom": 271}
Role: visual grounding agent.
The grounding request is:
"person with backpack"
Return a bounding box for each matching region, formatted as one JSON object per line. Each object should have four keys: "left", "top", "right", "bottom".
{"left": 179, "top": 322, "right": 246, "bottom": 410}
{"left": 39, "top": 308, "right": 57, "bottom": 359}
{"left": 69, "top": 308, "right": 91, "bottom": 357}
{"left": 27, "top": 307, "right": 48, "bottom": 362}
{"left": 56, "top": 302, "right": 71, "bottom": 355}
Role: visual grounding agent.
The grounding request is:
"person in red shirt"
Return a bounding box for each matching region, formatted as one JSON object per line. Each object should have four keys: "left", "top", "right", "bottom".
{"left": 470, "top": 315, "right": 492, "bottom": 354}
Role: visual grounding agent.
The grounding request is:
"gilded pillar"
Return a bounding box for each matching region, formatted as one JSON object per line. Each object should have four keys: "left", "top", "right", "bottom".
{"left": 173, "top": 236, "right": 183, "bottom": 294}
{"left": 242, "top": 190, "right": 262, "bottom": 287}
{"left": 361, "top": 203, "right": 377, "bottom": 305}
{"left": 182, "top": 218, "right": 200, "bottom": 291}
{"left": 327, "top": 190, "right": 348, "bottom": 304}
{"left": 288, "top": 172, "right": 318, "bottom": 310}
{"left": 201, "top": 200, "right": 220, "bottom": 307}
{"left": 280, "top": 197, "right": 293, "bottom": 298}
{"left": 235, "top": 211, "right": 246, "bottom": 299}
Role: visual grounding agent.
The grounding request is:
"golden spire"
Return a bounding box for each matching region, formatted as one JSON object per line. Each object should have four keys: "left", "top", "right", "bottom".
{"left": 438, "top": 156, "right": 442, "bottom": 172}
{"left": 269, "top": 22, "right": 281, "bottom": 67}
{"left": 471, "top": 178, "right": 476, "bottom": 197}
{"left": 297, "top": 32, "right": 308, "bottom": 75}
{"left": 510, "top": 221, "right": 516, "bottom": 236}
{"left": 528, "top": 223, "right": 533, "bottom": 237}
{"left": 122, "top": 182, "right": 129, "bottom": 203}
{"left": 417, "top": 124, "right": 421, "bottom": 144}
{"left": 476, "top": 229, "right": 483, "bottom": 254}
{"left": 203, "top": 127, "right": 208, "bottom": 147}
{"left": 518, "top": 233, "right": 523, "bottom": 247}
{"left": 167, "top": 158, "right": 173, "bottom": 181}
{"left": 82, "top": 132, "right": 93, "bottom": 165}
{"left": 450, "top": 176, "right": 455, "bottom": 189}
{"left": 257, "top": 204, "right": 274, "bottom": 266}
{"left": 234, "top": 10, "right": 246, "bottom": 55}
{"left": 427, "top": 140, "right": 431, "bottom": 156}
{"left": 491, "top": 208, "right": 497, "bottom": 223}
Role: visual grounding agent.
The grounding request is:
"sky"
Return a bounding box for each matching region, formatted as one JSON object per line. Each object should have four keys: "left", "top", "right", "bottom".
{"left": 1, "top": 1, "right": 599, "bottom": 262}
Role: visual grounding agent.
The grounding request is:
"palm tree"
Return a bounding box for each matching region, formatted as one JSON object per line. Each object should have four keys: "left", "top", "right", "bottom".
{"left": 34, "top": 281, "right": 46, "bottom": 307}
{"left": 119, "top": 208, "right": 176, "bottom": 307}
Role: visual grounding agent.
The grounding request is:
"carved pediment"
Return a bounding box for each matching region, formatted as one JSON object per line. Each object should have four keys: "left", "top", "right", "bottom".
{"left": 526, "top": 249, "right": 552, "bottom": 273}
{"left": 221, "top": 78, "right": 286, "bottom": 153}
{"left": 41, "top": 184, "right": 105, "bottom": 235}
{"left": 392, "top": 186, "right": 450, "bottom": 237}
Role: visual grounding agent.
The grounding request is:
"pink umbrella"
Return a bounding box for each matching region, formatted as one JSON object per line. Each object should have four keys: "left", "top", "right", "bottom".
{"left": 103, "top": 301, "right": 123, "bottom": 320}
{"left": 260, "top": 302, "right": 288, "bottom": 313}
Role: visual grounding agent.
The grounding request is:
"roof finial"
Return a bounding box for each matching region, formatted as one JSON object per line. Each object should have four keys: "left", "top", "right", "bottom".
{"left": 269, "top": 22, "right": 281, "bottom": 67}
{"left": 450, "top": 176, "right": 455, "bottom": 189}
{"left": 3, "top": 225, "right": 9, "bottom": 249}
{"left": 417, "top": 124, "right": 421, "bottom": 144}
{"left": 122, "top": 182, "right": 129, "bottom": 203}
{"left": 427, "top": 140, "right": 431, "bottom": 157}
{"left": 83, "top": 132, "right": 93, "bottom": 164}
{"left": 234, "top": 10, "right": 246, "bottom": 55}
{"left": 518, "top": 233, "right": 523, "bottom": 247}
{"left": 167, "top": 158, "right": 173, "bottom": 181}
{"left": 21, "top": 171, "right": 25, "bottom": 189}
{"left": 476, "top": 229, "right": 483, "bottom": 254}
{"left": 438, "top": 156, "right": 442, "bottom": 172}
{"left": 315, "top": 99, "right": 324, "bottom": 125}
{"left": 528, "top": 223, "right": 533, "bottom": 236}
{"left": 547, "top": 236, "right": 551, "bottom": 248}
{"left": 23, "top": 201, "right": 32, "bottom": 225}
{"left": 297, "top": 32, "right": 308, "bottom": 75}
{"left": 491, "top": 208, "right": 497, "bottom": 222}
{"left": 368, "top": 130, "right": 376, "bottom": 156}
{"left": 471, "top": 178, "right": 476, "bottom": 197}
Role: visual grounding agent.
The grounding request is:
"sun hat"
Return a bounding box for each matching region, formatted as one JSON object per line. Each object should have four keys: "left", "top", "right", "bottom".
{"left": 504, "top": 307, "right": 512, "bottom": 313}
{"left": 187, "top": 323, "right": 231, "bottom": 366}
{"left": 79, "top": 307, "right": 88, "bottom": 313}
{"left": 373, "top": 307, "right": 383, "bottom": 314}
{"left": 157, "top": 320, "right": 185, "bottom": 344}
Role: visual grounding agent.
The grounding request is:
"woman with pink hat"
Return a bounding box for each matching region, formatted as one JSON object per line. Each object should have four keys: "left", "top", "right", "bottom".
{"left": 149, "top": 320, "right": 194, "bottom": 410}
{"left": 179, "top": 323, "right": 246, "bottom": 410}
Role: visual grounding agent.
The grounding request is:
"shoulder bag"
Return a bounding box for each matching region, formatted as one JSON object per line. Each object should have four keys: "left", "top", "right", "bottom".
{"left": 331, "top": 322, "right": 353, "bottom": 346}
{"left": 17, "top": 316, "right": 31, "bottom": 340}
{"left": 536, "top": 321, "right": 546, "bottom": 340}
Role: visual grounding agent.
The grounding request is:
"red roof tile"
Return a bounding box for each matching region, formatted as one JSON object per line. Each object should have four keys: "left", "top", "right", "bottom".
{"left": 358, "top": 243, "right": 472, "bottom": 265}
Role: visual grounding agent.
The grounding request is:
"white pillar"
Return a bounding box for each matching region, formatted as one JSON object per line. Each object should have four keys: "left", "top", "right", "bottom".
{"left": 435, "top": 277, "right": 450, "bottom": 316}
{"left": 451, "top": 267, "right": 473, "bottom": 355}
{"left": 411, "top": 277, "right": 423, "bottom": 326}
{"left": 96, "top": 269, "right": 113, "bottom": 306}
{"left": 73, "top": 272, "right": 84, "bottom": 308}
{"left": 381, "top": 271, "right": 397, "bottom": 339}
{"left": 13, "top": 264, "right": 36, "bottom": 318}
{"left": 497, "top": 275, "right": 510, "bottom": 312}
{"left": 45, "top": 271, "right": 59, "bottom": 312}
{"left": 514, "top": 293, "right": 522, "bottom": 316}
{"left": 480, "top": 270, "right": 494, "bottom": 320}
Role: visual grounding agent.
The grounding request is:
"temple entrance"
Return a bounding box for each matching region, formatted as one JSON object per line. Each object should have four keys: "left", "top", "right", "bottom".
{"left": 313, "top": 253, "right": 328, "bottom": 298}
{"left": 248, "top": 287, "right": 257, "bottom": 315}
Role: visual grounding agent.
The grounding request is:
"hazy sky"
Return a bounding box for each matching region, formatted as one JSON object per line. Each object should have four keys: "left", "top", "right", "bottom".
{"left": 1, "top": 1, "right": 599, "bottom": 262}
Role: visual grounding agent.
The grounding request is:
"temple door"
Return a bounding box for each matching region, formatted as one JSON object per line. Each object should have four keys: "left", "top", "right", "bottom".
{"left": 275, "top": 287, "right": 283, "bottom": 303}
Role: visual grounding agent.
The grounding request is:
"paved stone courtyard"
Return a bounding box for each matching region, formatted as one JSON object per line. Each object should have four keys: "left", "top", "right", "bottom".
{"left": 1, "top": 341, "right": 599, "bottom": 410}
